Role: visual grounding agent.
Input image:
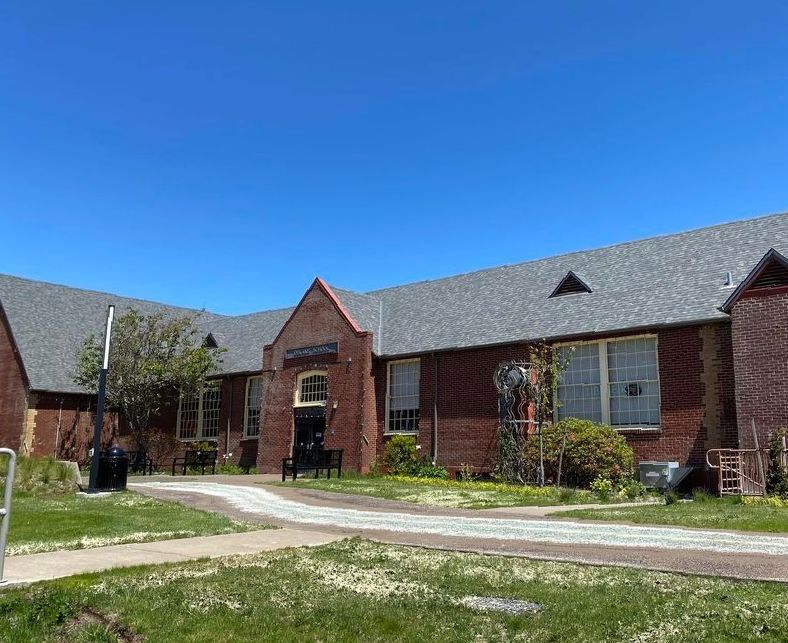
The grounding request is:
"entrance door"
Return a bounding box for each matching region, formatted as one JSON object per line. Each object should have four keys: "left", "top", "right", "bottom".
{"left": 293, "top": 406, "right": 326, "bottom": 450}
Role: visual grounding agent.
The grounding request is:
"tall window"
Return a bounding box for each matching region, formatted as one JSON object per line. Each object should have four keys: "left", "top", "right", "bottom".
{"left": 244, "top": 376, "right": 263, "bottom": 438}
{"left": 387, "top": 359, "right": 420, "bottom": 433}
{"left": 295, "top": 371, "right": 327, "bottom": 406}
{"left": 556, "top": 336, "right": 660, "bottom": 428}
{"left": 177, "top": 382, "right": 222, "bottom": 440}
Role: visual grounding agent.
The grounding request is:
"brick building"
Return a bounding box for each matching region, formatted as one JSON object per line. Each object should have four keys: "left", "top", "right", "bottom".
{"left": 2, "top": 212, "right": 788, "bottom": 479}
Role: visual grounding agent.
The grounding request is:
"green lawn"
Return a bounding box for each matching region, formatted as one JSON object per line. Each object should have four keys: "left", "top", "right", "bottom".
{"left": 555, "top": 496, "right": 788, "bottom": 533}
{"left": 1, "top": 539, "right": 786, "bottom": 642}
{"left": 6, "top": 490, "right": 259, "bottom": 556}
{"left": 271, "top": 475, "right": 642, "bottom": 509}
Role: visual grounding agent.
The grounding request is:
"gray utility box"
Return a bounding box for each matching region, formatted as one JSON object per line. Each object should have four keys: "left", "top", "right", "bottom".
{"left": 638, "top": 461, "right": 692, "bottom": 490}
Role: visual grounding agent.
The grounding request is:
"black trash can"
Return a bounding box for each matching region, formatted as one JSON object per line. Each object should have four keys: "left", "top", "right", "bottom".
{"left": 95, "top": 446, "right": 129, "bottom": 491}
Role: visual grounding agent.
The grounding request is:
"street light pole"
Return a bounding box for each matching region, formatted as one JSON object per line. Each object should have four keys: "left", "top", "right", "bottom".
{"left": 87, "top": 305, "right": 115, "bottom": 494}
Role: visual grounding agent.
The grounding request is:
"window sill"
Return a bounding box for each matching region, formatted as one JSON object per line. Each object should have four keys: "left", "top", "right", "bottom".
{"left": 241, "top": 435, "right": 259, "bottom": 441}
{"left": 383, "top": 431, "right": 419, "bottom": 436}
{"left": 615, "top": 427, "right": 661, "bottom": 434}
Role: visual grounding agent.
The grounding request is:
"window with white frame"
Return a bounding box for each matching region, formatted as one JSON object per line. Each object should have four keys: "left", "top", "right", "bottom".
{"left": 177, "top": 382, "right": 222, "bottom": 440}
{"left": 244, "top": 376, "right": 263, "bottom": 438}
{"left": 295, "top": 371, "right": 327, "bottom": 406}
{"left": 556, "top": 336, "right": 660, "bottom": 428}
{"left": 387, "top": 359, "right": 420, "bottom": 433}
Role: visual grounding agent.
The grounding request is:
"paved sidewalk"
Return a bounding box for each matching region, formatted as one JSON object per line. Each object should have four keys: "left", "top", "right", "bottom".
{"left": 2, "top": 528, "right": 340, "bottom": 587}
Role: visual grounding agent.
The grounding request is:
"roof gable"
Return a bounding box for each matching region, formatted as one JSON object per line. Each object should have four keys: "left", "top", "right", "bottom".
{"left": 721, "top": 248, "right": 788, "bottom": 313}
{"left": 265, "top": 278, "right": 370, "bottom": 351}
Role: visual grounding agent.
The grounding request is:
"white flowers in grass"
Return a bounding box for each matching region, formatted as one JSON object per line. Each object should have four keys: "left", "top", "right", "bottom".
{"left": 7, "top": 531, "right": 199, "bottom": 556}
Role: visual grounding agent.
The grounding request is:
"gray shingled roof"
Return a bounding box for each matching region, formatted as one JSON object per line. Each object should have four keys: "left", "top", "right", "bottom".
{"left": 364, "top": 211, "right": 788, "bottom": 355}
{"left": 329, "top": 287, "right": 381, "bottom": 335}
{"left": 0, "top": 275, "right": 287, "bottom": 394}
{"left": 2, "top": 211, "right": 787, "bottom": 394}
{"left": 201, "top": 308, "right": 294, "bottom": 375}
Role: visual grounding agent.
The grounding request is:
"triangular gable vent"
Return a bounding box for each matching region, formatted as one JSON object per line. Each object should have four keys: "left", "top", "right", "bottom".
{"left": 549, "top": 271, "right": 592, "bottom": 298}
{"left": 204, "top": 333, "right": 219, "bottom": 349}
{"left": 751, "top": 259, "right": 788, "bottom": 290}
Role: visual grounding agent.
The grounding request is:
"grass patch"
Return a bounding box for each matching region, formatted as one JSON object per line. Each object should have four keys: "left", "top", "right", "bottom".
{"left": 6, "top": 490, "right": 259, "bottom": 556}
{"left": 272, "top": 474, "right": 638, "bottom": 509}
{"left": 1, "top": 539, "right": 786, "bottom": 642}
{"left": 555, "top": 494, "right": 788, "bottom": 533}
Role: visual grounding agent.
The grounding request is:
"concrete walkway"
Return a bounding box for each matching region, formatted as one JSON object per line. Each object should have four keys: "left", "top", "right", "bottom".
{"left": 2, "top": 528, "right": 340, "bottom": 587}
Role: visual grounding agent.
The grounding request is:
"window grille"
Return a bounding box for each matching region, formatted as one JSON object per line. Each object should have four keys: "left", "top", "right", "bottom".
{"left": 177, "top": 382, "right": 222, "bottom": 440}
{"left": 244, "top": 376, "right": 263, "bottom": 438}
{"left": 296, "top": 372, "right": 327, "bottom": 406}
{"left": 387, "top": 360, "right": 420, "bottom": 433}
{"left": 556, "top": 336, "right": 660, "bottom": 428}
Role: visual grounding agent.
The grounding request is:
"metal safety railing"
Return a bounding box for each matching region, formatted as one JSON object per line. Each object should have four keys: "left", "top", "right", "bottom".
{"left": 706, "top": 448, "right": 766, "bottom": 496}
{"left": 0, "top": 448, "right": 17, "bottom": 586}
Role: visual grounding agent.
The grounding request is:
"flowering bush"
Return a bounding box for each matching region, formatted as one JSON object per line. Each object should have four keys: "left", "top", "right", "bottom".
{"left": 523, "top": 418, "right": 635, "bottom": 488}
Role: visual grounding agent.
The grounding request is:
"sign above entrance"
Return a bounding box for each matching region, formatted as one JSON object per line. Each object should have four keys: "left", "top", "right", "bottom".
{"left": 285, "top": 342, "right": 338, "bottom": 360}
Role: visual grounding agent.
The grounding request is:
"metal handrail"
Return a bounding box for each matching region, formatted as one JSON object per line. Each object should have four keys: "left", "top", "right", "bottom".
{"left": 0, "top": 448, "right": 17, "bottom": 586}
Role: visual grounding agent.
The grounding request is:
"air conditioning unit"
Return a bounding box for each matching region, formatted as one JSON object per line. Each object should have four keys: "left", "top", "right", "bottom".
{"left": 638, "top": 461, "right": 693, "bottom": 490}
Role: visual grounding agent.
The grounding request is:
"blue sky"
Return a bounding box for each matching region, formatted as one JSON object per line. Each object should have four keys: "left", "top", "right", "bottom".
{"left": 1, "top": 2, "right": 787, "bottom": 314}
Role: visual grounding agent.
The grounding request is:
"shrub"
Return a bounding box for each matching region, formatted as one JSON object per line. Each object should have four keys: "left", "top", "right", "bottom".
{"left": 216, "top": 463, "right": 256, "bottom": 475}
{"left": 0, "top": 456, "right": 76, "bottom": 494}
{"left": 410, "top": 461, "right": 449, "bottom": 479}
{"left": 382, "top": 435, "right": 419, "bottom": 475}
{"left": 523, "top": 418, "right": 635, "bottom": 488}
{"left": 767, "top": 427, "right": 788, "bottom": 498}
{"left": 381, "top": 435, "right": 448, "bottom": 478}
{"left": 664, "top": 490, "right": 680, "bottom": 505}
{"left": 591, "top": 476, "right": 614, "bottom": 500}
{"left": 617, "top": 478, "right": 647, "bottom": 500}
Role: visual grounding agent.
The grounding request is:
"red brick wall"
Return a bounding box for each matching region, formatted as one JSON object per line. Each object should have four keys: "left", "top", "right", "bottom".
{"left": 374, "top": 323, "right": 736, "bottom": 472}
{"left": 217, "top": 375, "right": 259, "bottom": 470}
{"left": 256, "top": 282, "right": 376, "bottom": 473}
{"left": 28, "top": 374, "right": 258, "bottom": 468}
{"left": 29, "top": 393, "right": 120, "bottom": 461}
{"left": 0, "top": 307, "right": 28, "bottom": 451}
{"left": 731, "top": 290, "right": 788, "bottom": 448}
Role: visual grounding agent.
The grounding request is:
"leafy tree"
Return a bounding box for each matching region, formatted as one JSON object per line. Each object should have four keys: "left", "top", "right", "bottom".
{"left": 74, "top": 309, "right": 224, "bottom": 451}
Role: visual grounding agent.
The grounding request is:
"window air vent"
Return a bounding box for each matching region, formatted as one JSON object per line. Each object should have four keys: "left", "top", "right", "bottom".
{"left": 751, "top": 260, "right": 788, "bottom": 290}
{"left": 549, "top": 271, "right": 592, "bottom": 298}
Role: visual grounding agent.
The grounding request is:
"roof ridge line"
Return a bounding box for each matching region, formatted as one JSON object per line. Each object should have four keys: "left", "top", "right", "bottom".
{"left": 0, "top": 272, "right": 227, "bottom": 317}
{"left": 363, "top": 209, "right": 788, "bottom": 296}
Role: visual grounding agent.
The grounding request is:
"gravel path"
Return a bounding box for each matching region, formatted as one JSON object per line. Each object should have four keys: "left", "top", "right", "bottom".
{"left": 133, "top": 481, "right": 788, "bottom": 556}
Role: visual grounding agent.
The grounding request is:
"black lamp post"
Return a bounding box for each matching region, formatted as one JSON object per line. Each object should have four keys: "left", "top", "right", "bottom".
{"left": 87, "top": 304, "right": 115, "bottom": 494}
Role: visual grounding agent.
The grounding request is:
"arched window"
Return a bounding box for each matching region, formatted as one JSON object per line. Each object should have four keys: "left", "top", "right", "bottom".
{"left": 295, "top": 371, "right": 328, "bottom": 406}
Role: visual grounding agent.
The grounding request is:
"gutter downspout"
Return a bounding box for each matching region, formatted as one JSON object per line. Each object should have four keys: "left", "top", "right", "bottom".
{"left": 432, "top": 353, "right": 439, "bottom": 464}
{"left": 53, "top": 397, "right": 64, "bottom": 458}
{"left": 225, "top": 377, "right": 233, "bottom": 462}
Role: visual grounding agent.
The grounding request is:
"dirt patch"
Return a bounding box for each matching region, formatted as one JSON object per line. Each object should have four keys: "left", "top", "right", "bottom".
{"left": 64, "top": 607, "right": 144, "bottom": 642}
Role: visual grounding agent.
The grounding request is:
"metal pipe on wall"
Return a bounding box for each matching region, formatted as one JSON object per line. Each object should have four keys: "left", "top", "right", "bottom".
{"left": 432, "top": 353, "right": 439, "bottom": 464}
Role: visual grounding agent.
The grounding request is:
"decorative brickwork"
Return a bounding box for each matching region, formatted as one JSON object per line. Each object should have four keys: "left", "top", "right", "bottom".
{"left": 256, "top": 280, "right": 376, "bottom": 473}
